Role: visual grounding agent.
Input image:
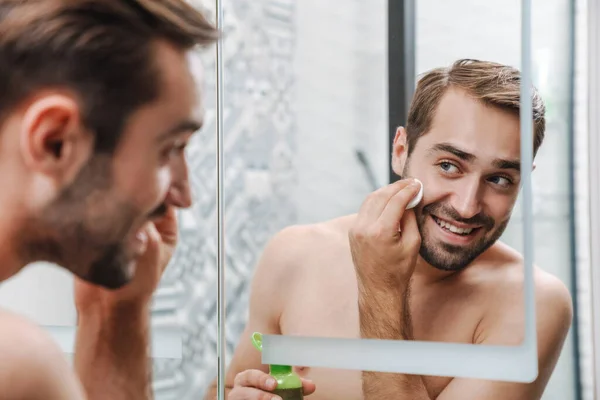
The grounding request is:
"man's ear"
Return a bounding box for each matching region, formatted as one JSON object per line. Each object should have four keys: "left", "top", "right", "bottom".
{"left": 532, "top": 163, "right": 536, "bottom": 172}
{"left": 19, "top": 94, "right": 93, "bottom": 182}
{"left": 391, "top": 126, "right": 409, "bottom": 176}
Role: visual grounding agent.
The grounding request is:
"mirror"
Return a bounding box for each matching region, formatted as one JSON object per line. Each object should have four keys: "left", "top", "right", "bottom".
{"left": 252, "top": 0, "right": 541, "bottom": 385}
{"left": 204, "top": 0, "right": 578, "bottom": 399}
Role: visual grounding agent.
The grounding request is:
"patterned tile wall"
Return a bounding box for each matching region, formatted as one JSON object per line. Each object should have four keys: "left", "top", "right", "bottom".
{"left": 151, "top": 0, "right": 298, "bottom": 398}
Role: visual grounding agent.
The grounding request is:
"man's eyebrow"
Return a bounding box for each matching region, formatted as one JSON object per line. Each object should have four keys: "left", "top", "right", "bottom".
{"left": 429, "top": 142, "right": 476, "bottom": 162}
{"left": 429, "top": 142, "right": 522, "bottom": 172}
{"left": 492, "top": 158, "right": 521, "bottom": 172}
{"left": 158, "top": 119, "right": 203, "bottom": 140}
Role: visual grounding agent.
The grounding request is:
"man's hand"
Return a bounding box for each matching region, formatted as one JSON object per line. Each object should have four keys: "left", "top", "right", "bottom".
{"left": 228, "top": 369, "right": 316, "bottom": 400}
{"left": 74, "top": 206, "right": 178, "bottom": 312}
{"left": 349, "top": 178, "right": 422, "bottom": 290}
{"left": 73, "top": 206, "right": 179, "bottom": 400}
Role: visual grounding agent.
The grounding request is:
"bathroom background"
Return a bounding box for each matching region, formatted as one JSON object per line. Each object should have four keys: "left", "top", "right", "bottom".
{"left": 165, "top": 0, "right": 586, "bottom": 399}
{"left": 0, "top": 1, "right": 591, "bottom": 400}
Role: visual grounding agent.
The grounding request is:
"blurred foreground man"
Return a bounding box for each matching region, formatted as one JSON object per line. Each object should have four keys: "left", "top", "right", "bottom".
{"left": 0, "top": 0, "right": 217, "bottom": 398}
{"left": 212, "top": 60, "right": 574, "bottom": 400}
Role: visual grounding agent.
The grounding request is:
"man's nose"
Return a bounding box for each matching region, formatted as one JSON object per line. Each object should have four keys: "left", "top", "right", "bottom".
{"left": 452, "top": 181, "right": 483, "bottom": 220}
{"left": 166, "top": 181, "right": 192, "bottom": 208}
{"left": 165, "top": 159, "right": 193, "bottom": 208}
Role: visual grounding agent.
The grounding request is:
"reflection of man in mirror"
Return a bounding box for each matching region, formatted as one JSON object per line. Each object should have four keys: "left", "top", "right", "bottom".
{"left": 214, "top": 59, "right": 573, "bottom": 400}
{"left": 0, "top": 0, "right": 217, "bottom": 398}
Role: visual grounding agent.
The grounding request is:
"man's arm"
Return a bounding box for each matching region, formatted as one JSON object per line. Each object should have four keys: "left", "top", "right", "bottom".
{"left": 359, "top": 278, "right": 431, "bottom": 399}
{"left": 205, "top": 226, "right": 316, "bottom": 399}
{"left": 348, "top": 179, "right": 427, "bottom": 398}
{"left": 74, "top": 302, "right": 152, "bottom": 399}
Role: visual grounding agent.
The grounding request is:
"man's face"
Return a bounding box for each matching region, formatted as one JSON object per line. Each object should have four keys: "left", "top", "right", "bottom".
{"left": 19, "top": 41, "right": 202, "bottom": 289}
{"left": 393, "top": 88, "right": 525, "bottom": 272}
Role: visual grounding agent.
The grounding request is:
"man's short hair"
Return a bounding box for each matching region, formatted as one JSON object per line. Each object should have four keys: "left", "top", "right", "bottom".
{"left": 406, "top": 59, "right": 546, "bottom": 156}
{"left": 0, "top": 0, "right": 219, "bottom": 152}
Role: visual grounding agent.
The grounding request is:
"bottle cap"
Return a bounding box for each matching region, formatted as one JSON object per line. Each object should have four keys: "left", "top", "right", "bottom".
{"left": 251, "top": 332, "right": 293, "bottom": 373}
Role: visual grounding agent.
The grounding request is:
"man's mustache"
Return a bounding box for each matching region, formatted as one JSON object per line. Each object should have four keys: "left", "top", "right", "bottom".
{"left": 422, "top": 202, "right": 495, "bottom": 229}
{"left": 149, "top": 203, "right": 168, "bottom": 219}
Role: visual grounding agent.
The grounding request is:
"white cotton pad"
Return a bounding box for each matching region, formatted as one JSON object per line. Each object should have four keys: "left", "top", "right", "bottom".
{"left": 405, "top": 179, "right": 423, "bottom": 210}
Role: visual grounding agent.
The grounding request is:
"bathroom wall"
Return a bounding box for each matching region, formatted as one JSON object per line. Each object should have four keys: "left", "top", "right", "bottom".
{"left": 0, "top": 263, "right": 76, "bottom": 325}
{"left": 152, "top": 0, "right": 304, "bottom": 398}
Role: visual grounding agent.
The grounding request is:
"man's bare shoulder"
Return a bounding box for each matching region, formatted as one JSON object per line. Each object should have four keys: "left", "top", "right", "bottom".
{"left": 254, "top": 215, "right": 356, "bottom": 281}
{"left": 248, "top": 215, "right": 357, "bottom": 321}
{"left": 486, "top": 242, "right": 571, "bottom": 303}
{"left": 265, "top": 215, "right": 356, "bottom": 259}
{"left": 472, "top": 242, "right": 572, "bottom": 337}
{"left": 0, "top": 309, "right": 83, "bottom": 399}
{"left": 0, "top": 308, "right": 58, "bottom": 357}
{"left": 283, "top": 214, "right": 356, "bottom": 242}
{"left": 470, "top": 242, "right": 568, "bottom": 290}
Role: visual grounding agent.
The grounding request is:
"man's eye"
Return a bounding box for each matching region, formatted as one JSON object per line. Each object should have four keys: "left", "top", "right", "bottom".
{"left": 164, "top": 141, "right": 187, "bottom": 157}
{"left": 172, "top": 143, "right": 186, "bottom": 154}
{"left": 488, "top": 175, "right": 513, "bottom": 188}
{"left": 439, "top": 161, "right": 459, "bottom": 174}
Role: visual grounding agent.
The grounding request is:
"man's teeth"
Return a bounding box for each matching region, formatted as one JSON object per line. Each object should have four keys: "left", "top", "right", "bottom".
{"left": 434, "top": 217, "right": 474, "bottom": 235}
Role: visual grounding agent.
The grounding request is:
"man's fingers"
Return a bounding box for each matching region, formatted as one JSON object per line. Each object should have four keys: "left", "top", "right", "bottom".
{"left": 231, "top": 370, "right": 315, "bottom": 399}
{"left": 233, "top": 369, "right": 278, "bottom": 391}
{"left": 377, "top": 180, "right": 421, "bottom": 234}
{"left": 229, "top": 386, "right": 282, "bottom": 400}
{"left": 137, "top": 221, "right": 161, "bottom": 261}
{"left": 399, "top": 209, "right": 422, "bottom": 253}
{"left": 357, "top": 179, "right": 415, "bottom": 224}
{"left": 153, "top": 206, "right": 178, "bottom": 246}
{"left": 301, "top": 378, "right": 317, "bottom": 395}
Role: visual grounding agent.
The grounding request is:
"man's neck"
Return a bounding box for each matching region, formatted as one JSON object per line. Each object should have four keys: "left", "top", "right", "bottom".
{"left": 411, "top": 256, "right": 461, "bottom": 285}
{"left": 0, "top": 211, "right": 30, "bottom": 283}
{"left": 411, "top": 242, "right": 504, "bottom": 285}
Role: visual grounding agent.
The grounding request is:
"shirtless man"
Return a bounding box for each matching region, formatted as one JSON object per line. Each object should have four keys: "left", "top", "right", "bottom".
{"left": 209, "top": 59, "right": 574, "bottom": 400}
{"left": 0, "top": 0, "right": 217, "bottom": 398}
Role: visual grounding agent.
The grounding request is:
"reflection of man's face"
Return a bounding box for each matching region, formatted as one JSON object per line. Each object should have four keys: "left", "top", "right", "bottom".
{"left": 397, "top": 88, "right": 524, "bottom": 272}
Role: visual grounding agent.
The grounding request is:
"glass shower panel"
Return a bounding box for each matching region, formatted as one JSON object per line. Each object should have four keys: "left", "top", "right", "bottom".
{"left": 151, "top": 1, "right": 219, "bottom": 399}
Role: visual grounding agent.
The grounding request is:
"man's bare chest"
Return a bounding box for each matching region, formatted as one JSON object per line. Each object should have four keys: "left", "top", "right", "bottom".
{"left": 278, "top": 268, "right": 485, "bottom": 399}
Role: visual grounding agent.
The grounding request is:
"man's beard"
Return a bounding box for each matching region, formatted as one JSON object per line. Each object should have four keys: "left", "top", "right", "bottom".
{"left": 20, "top": 156, "right": 146, "bottom": 289}
{"left": 81, "top": 202, "right": 167, "bottom": 289}
{"left": 416, "top": 202, "right": 508, "bottom": 271}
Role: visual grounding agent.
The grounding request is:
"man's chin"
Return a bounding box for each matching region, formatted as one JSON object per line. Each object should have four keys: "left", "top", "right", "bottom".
{"left": 82, "top": 273, "right": 131, "bottom": 290}
{"left": 419, "top": 243, "right": 472, "bottom": 272}
{"left": 84, "top": 259, "right": 135, "bottom": 290}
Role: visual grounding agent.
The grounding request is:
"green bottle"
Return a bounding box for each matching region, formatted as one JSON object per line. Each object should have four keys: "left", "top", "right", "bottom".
{"left": 252, "top": 332, "right": 304, "bottom": 400}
